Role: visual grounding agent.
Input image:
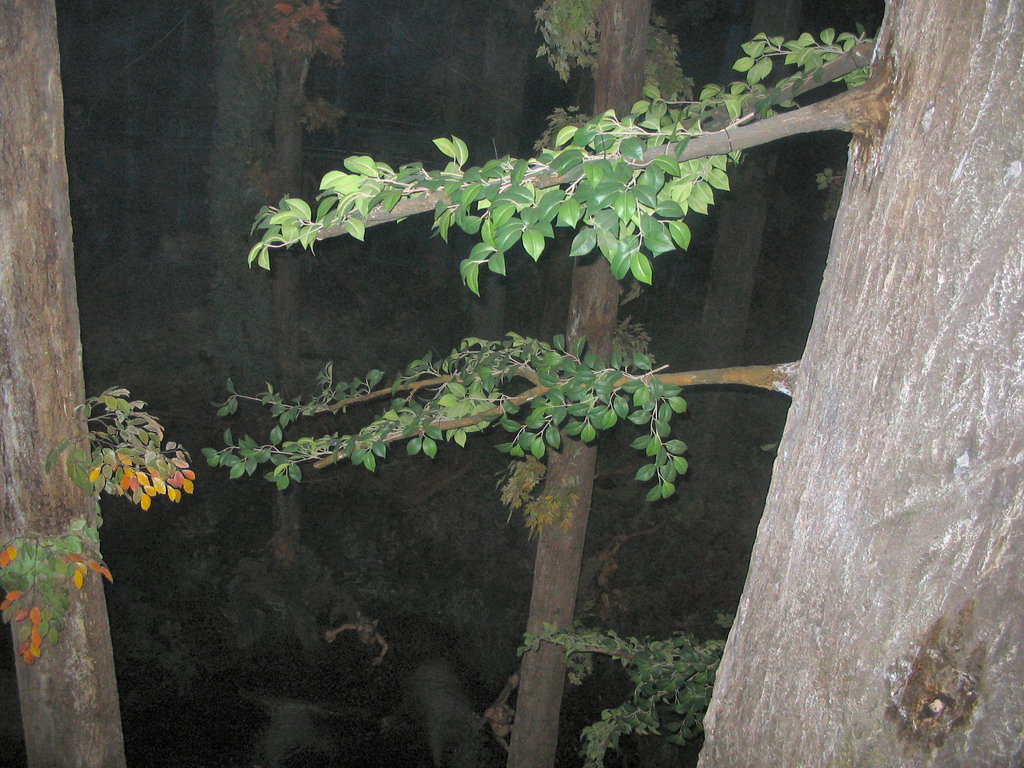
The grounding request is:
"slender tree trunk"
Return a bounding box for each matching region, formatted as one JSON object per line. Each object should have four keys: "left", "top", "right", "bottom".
{"left": 508, "top": 2, "right": 650, "bottom": 766}
{"left": 700, "top": 0, "right": 1024, "bottom": 765}
{"left": 270, "top": 53, "right": 309, "bottom": 565}
{"left": 0, "top": 3, "right": 126, "bottom": 766}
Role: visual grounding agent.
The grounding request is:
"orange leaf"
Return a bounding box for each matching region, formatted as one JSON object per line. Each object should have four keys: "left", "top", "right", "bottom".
{"left": 30, "top": 624, "right": 42, "bottom": 646}
{"left": 0, "top": 551, "right": 8, "bottom": 568}
{"left": 0, "top": 599, "right": 11, "bottom": 611}
{"left": 275, "top": 3, "right": 294, "bottom": 13}
{"left": 14, "top": 609, "right": 29, "bottom": 623}
{"left": 23, "top": 652, "right": 36, "bottom": 665}
{"left": 5, "top": 590, "right": 23, "bottom": 601}
{"left": 29, "top": 607, "right": 42, "bottom": 625}
{"left": 65, "top": 552, "right": 85, "bottom": 563}
{"left": 129, "top": 475, "right": 140, "bottom": 493}
{"left": 183, "top": 469, "right": 196, "bottom": 481}
{"left": 90, "top": 562, "right": 113, "bottom": 582}
{"left": 73, "top": 570, "right": 85, "bottom": 589}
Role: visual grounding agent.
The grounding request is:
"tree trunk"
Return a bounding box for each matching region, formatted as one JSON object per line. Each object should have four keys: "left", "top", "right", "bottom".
{"left": 508, "top": 2, "right": 650, "bottom": 766}
{"left": 699, "top": 0, "right": 1024, "bottom": 765}
{"left": 0, "top": 3, "right": 126, "bottom": 766}
{"left": 270, "top": 53, "right": 309, "bottom": 566}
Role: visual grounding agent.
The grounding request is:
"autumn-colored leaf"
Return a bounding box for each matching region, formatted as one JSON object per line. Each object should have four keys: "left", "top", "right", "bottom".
{"left": 129, "top": 474, "right": 140, "bottom": 493}
{"left": 275, "top": 3, "right": 293, "bottom": 13}
{"left": 28, "top": 643, "right": 40, "bottom": 658}
{"left": 167, "top": 487, "right": 181, "bottom": 503}
{"left": 29, "top": 607, "right": 42, "bottom": 625}
{"left": 89, "top": 562, "right": 113, "bottom": 582}
{"left": 152, "top": 475, "right": 167, "bottom": 495}
{"left": 171, "top": 457, "right": 188, "bottom": 469}
{"left": 182, "top": 468, "right": 196, "bottom": 481}
{"left": 14, "top": 609, "right": 29, "bottom": 623}
{"left": 137, "top": 471, "right": 151, "bottom": 488}
{"left": 0, "top": 599, "right": 10, "bottom": 611}
{"left": 182, "top": 477, "right": 194, "bottom": 494}
{"left": 65, "top": 551, "right": 85, "bottom": 563}
{"left": 3, "top": 590, "right": 23, "bottom": 604}
{"left": 0, "top": 551, "right": 7, "bottom": 568}
{"left": 140, "top": 494, "right": 152, "bottom": 511}
{"left": 89, "top": 466, "right": 103, "bottom": 484}
{"left": 73, "top": 570, "right": 85, "bottom": 589}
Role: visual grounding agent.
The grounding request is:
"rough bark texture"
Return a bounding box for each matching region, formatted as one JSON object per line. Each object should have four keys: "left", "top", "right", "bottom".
{"left": 699, "top": 0, "right": 1024, "bottom": 765}
{"left": 0, "top": 3, "right": 127, "bottom": 766}
{"left": 507, "top": 2, "right": 649, "bottom": 767}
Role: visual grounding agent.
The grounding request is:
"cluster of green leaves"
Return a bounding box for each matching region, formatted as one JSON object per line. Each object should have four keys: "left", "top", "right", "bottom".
{"left": 733, "top": 27, "right": 873, "bottom": 92}
{"left": 206, "top": 334, "right": 687, "bottom": 503}
{"left": 0, "top": 389, "right": 192, "bottom": 664}
{"left": 246, "top": 30, "right": 872, "bottom": 295}
{"left": 523, "top": 623, "right": 724, "bottom": 767}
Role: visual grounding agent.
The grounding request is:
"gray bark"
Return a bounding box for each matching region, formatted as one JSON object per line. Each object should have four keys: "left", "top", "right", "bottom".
{"left": 0, "top": 2, "right": 126, "bottom": 765}
{"left": 699, "top": 0, "right": 1024, "bottom": 765}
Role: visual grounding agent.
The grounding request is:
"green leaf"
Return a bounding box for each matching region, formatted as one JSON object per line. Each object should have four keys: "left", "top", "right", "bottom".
{"left": 619, "top": 137, "right": 646, "bottom": 163}
{"left": 343, "top": 155, "right": 378, "bottom": 176}
{"left": 345, "top": 218, "right": 366, "bottom": 241}
{"left": 557, "top": 197, "right": 582, "bottom": 228}
{"left": 432, "top": 137, "right": 456, "bottom": 159}
{"left": 554, "top": 125, "right": 578, "bottom": 147}
{"left": 569, "top": 227, "right": 597, "bottom": 258}
{"left": 668, "top": 220, "right": 691, "bottom": 250}
{"left": 522, "top": 229, "right": 545, "bottom": 261}
{"left": 630, "top": 252, "right": 653, "bottom": 285}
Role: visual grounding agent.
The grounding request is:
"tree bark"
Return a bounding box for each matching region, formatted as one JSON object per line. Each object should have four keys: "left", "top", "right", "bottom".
{"left": 270, "top": 53, "right": 309, "bottom": 566}
{"left": 0, "top": 3, "right": 126, "bottom": 766}
{"left": 699, "top": 0, "right": 1024, "bottom": 765}
{"left": 508, "top": 2, "right": 650, "bottom": 767}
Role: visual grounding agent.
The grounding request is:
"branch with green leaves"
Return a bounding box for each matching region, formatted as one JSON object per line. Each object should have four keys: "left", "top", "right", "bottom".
{"left": 246, "top": 30, "right": 874, "bottom": 294}
{"left": 204, "top": 334, "right": 797, "bottom": 503}
{"left": 523, "top": 623, "right": 725, "bottom": 767}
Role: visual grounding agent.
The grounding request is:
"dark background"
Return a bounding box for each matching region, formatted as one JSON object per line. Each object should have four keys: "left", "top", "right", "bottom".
{"left": 2, "top": 0, "right": 883, "bottom": 765}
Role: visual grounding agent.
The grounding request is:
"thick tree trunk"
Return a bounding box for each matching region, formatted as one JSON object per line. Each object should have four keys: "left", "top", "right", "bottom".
{"left": 699, "top": 0, "right": 1024, "bottom": 765}
{"left": 0, "top": 3, "right": 126, "bottom": 766}
{"left": 508, "top": 2, "right": 650, "bottom": 767}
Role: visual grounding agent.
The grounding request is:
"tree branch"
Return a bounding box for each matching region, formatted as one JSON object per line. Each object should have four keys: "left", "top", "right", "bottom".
{"left": 315, "top": 42, "right": 876, "bottom": 241}
{"left": 309, "top": 360, "right": 799, "bottom": 469}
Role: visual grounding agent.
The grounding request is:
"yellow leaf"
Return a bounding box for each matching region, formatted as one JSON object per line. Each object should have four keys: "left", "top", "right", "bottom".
{"left": 89, "top": 466, "right": 102, "bottom": 483}
{"left": 73, "top": 570, "right": 84, "bottom": 589}
{"left": 137, "top": 472, "right": 151, "bottom": 487}
{"left": 152, "top": 475, "right": 167, "bottom": 495}
{"left": 167, "top": 488, "right": 181, "bottom": 503}
{"left": 182, "top": 478, "right": 194, "bottom": 495}
{"left": 140, "top": 494, "right": 152, "bottom": 511}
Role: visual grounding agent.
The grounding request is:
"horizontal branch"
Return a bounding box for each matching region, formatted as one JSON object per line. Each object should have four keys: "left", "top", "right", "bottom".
{"left": 316, "top": 42, "right": 875, "bottom": 241}
{"left": 310, "top": 360, "right": 799, "bottom": 469}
